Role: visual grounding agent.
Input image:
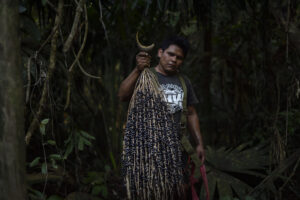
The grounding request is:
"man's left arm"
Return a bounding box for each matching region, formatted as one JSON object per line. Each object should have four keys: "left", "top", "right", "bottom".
{"left": 187, "top": 105, "right": 205, "bottom": 164}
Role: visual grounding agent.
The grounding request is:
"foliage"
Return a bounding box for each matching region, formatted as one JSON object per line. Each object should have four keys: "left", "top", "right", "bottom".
{"left": 17, "top": 0, "right": 300, "bottom": 199}
{"left": 199, "top": 143, "right": 269, "bottom": 199}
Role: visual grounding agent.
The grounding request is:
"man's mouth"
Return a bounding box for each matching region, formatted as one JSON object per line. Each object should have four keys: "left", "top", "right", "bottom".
{"left": 167, "top": 64, "right": 176, "bottom": 68}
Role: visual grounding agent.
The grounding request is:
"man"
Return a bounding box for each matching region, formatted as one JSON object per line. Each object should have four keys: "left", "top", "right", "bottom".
{"left": 119, "top": 36, "right": 205, "bottom": 199}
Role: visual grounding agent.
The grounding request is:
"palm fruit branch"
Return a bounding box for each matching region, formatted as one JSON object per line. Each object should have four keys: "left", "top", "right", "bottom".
{"left": 122, "top": 68, "right": 185, "bottom": 200}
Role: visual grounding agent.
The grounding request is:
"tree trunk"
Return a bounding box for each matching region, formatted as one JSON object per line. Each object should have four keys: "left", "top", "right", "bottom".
{"left": 0, "top": 1, "right": 26, "bottom": 199}
{"left": 195, "top": 0, "right": 213, "bottom": 143}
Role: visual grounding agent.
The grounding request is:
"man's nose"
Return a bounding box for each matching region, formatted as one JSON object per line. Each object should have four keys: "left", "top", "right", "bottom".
{"left": 171, "top": 56, "right": 176, "bottom": 62}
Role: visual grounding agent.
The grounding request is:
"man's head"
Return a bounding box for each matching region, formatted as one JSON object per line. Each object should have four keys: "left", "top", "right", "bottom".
{"left": 157, "top": 36, "right": 190, "bottom": 75}
{"left": 160, "top": 36, "right": 190, "bottom": 57}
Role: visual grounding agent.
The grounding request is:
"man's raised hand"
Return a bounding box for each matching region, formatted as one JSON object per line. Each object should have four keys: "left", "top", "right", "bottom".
{"left": 136, "top": 52, "right": 151, "bottom": 71}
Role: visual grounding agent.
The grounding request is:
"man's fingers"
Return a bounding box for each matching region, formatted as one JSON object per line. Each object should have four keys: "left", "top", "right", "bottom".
{"left": 137, "top": 51, "right": 149, "bottom": 56}
{"left": 136, "top": 60, "right": 150, "bottom": 70}
{"left": 138, "top": 59, "right": 150, "bottom": 64}
{"left": 137, "top": 52, "right": 151, "bottom": 58}
{"left": 137, "top": 57, "right": 151, "bottom": 66}
{"left": 200, "top": 153, "right": 205, "bottom": 164}
{"left": 136, "top": 52, "right": 151, "bottom": 71}
{"left": 201, "top": 156, "right": 205, "bottom": 165}
{"left": 138, "top": 62, "right": 150, "bottom": 67}
{"left": 138, "top": 57, "right": 150, "bottom": 62}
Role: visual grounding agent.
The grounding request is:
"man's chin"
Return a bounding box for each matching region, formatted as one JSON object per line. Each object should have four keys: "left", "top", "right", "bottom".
{"left": 166, "top": 68, "right": 178, "bottom": 74}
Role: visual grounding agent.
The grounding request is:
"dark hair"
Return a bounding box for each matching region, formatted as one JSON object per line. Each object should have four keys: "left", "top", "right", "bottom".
{"left": 160, "top": 36, "right": 190, "bottom": 57}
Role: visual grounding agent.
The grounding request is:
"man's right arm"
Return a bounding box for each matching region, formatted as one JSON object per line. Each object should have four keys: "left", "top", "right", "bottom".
{"left": 118, "top": 52, "right": 151, "bottom": 101}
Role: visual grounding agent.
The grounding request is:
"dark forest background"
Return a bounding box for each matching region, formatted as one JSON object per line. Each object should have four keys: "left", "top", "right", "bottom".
{"left": 1, "top": 0, "right": 300, "bottom": 199}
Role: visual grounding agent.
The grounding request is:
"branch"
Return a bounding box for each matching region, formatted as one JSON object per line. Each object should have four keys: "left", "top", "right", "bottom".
{"left": 68, "top": 4, "right": 88, "bottom": 72}
{"left": 64, "top": 70, "right": 73, "bottom": 110}
{"left": 64, "top": 4, "right": 89, "bottom": 110}
{"left": 46, "top": 0, "right": 58, "bottom": 13}
{"left": 248, "top": 148, "right": 300, "bottom": 196}
{"left": 99, "top": 0, "right": 109, "bottom": 44}
{"left": 25, "top": 56, "right": 32, "bottom": 103}
{"left": 72, "top": 49, "right": 101, "bottom": 79}
{"left": 286, "top": 0, "right": 291, "bottom": 62}
{"left": 284, "top": 0, "right": 291, "bottom": 148}
{"left": 25, "top": 0, "right": 64, "bottom": 145}
{"left": 63, "top": 0, "right": 85, "bottom": 53}
{"left": 279, "top": 157, "right": 300, "bottom": 193}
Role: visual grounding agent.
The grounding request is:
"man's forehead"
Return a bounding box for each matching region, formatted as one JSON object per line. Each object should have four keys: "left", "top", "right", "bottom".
{"left": 164, "top": 45, "right": 184, "bottom": 55}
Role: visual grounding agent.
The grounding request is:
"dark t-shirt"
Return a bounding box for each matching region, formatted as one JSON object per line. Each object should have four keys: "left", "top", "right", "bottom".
{"left": 154, "top": 70, "right": 199, "bottom": 125}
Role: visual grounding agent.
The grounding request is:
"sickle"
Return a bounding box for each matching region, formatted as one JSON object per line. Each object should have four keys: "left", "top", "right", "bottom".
{"left": 136, "top": 32, "right": 155, "bottom": 52}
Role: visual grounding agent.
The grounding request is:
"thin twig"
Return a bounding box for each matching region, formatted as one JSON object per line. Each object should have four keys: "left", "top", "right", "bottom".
{"left": 46, "top": 0, "right": 58, "bottom": 13}
{"left": 285, "top": 0, "right": 291, "bottom": 147}
{"left": 74, "top": 0, "right": 79, "bottom": 5}
{"left": 72, "top": 49, "right": 101, "bottom": 79}
{"left": 285, "top": 96, "right": 289, "bottom": 146}
{"left": 64, "top": 73, "right": 72, "bottom": 110}
{"left": 279, "top": 157, "right": 300, "bottom": 193}
{"left": 296, "top": 79, "right": 300, "bottom": 98}
{"left": 99, "top": 0, "right": 109, "bottom": 43}
{"left": 41, "top": 134, "right": 48, "bottom": 196}
{"left": 25, "top": 56, "right": 32, "bottom": 103}
{"left": 25, "top": 0, "right": 64, "bottom": 145}
{"left": 36, "top": 27, "right": 58, "bottom": 56}
{"left": 249, "top": 149, "right": 300, "bottom": 196}
{"left": 63, "top": 0, "right": 85, "bottom": 52}
{"left": 68, "top": 4, "right": 88, "bottom": 72}
{"left": 64, "top": 4, "right": 100, "bottom": 110}
{"left": 286, "top": 0, "right": 291, "bottom": 62}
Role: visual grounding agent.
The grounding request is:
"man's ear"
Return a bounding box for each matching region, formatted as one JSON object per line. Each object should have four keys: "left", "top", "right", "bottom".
{"left": 157, "top": 48, "right": 163, "bottom": 58}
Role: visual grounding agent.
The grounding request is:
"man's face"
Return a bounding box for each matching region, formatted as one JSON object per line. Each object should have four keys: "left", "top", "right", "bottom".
{"left": 157, "top": 44, "right": 184, "bottom": 75}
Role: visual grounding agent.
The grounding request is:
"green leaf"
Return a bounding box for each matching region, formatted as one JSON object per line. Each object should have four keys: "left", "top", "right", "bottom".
{"left": 91, "top": 185, "right": 102, "bottom": 195}
{"left": 41, "top": 162, "right": 47, "bottom": 174}
{"left": 92, "top": 185, "right": 108, "bottom": 198}
{"left": 82, "top": 137, "right": 92, "bottom": 146}
{"left": 64, "top": 133, "right": 73, "bottom": 144}
{"left": 19, "top": 5, "right": 27, "bottom": 13}
{"left": 83, "top": 171, "right": 105, "bottom": 184}
{"left": 203, "top": 143, "right": 266, "bottom": 199}
{"left": 47, "top": 195, "right": 64, "bottom": 200}
{"left": 50, "top": 158, "right": 58, "bottom": 169}
{"left": 104, "top": 165, "right": 111, "bottom": 173}
{"left": 20, "top": 16, "right": 41, "bottom": 42}
{"left": 47, "top": 140, "right": 56, "bottom": 145}
{"left": 80, "top": 130, "right": 95, "bottom": 140}
{"left": 39, "top": 119, "right": 49, "bottom": 135}
{"left": 29, "top": 157, "right": 40, "bottom": 167}
{"left": 28, "top": 187, "right": 45, "bottom": 199}
{"left": 101, "top": 186, "right": 108, "bottom": 198}
{"left": 220, "top": 196, "right": 232, "bottom": 200}
{"left": 49, "top": 154, "right": 62, "bottom": 160}
{"left": 40, "top": 125, "right": 46, "bottom": 135}
{"left": 201, "top": 172, "right": 216, "bottom": 200}
{"left": 78, "top": 136, "right": 84, "bottom": 151}
{"left": 41, "top": 0, "right": 47, "bottom": 6}
{"left": 63, "top": 141, "right": 74, "bottom": 159}
{"left": 109, "top": 151, "right": 117, "bottom": 170}
{"left": 217, "top": 179, "right": 233, "bottom": 197}
{"left": 245, "top": 196, "right": 256, "bottom": 200}
{"left": 181, "top": 21, "right": 197, "bottom": 36}
{"left": 206, "top": 144, "right": 268, "bottom": 174}
{"left": 41, "top": 118, "right": 49, "bottom": 125}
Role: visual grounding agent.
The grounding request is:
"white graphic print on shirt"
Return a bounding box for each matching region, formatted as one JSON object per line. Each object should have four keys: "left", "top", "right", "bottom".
{"left": 160, "top": 83, "right": 183, "bottom": 114}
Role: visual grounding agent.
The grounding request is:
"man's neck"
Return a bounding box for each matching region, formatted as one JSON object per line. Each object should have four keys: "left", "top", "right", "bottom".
{"left": 155, "top": 65, "right": 178, "bottom": 76}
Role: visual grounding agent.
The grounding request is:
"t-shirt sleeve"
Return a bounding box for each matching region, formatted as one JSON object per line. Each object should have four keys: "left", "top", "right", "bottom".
{"left": 184, "top": 76, "right": 199, "bottom": 106}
